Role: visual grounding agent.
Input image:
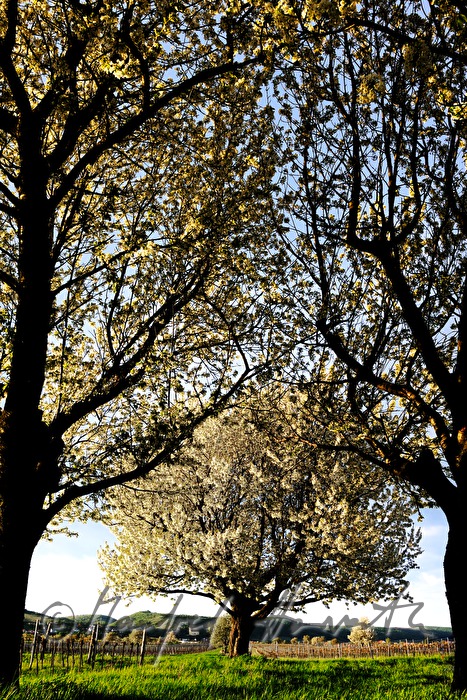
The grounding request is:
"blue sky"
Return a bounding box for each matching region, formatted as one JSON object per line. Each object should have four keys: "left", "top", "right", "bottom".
{"left": 26, "top": 507, "right": 451, "bottom": 631}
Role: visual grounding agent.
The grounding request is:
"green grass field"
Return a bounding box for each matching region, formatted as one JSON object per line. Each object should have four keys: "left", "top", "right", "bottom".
{"left": 3, "top": 652, "right": 463, "bottom": 699}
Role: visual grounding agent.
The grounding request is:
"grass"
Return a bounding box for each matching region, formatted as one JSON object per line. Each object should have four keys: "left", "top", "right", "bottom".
{"left": 2, "top": 651, "right": 464, "bottom": 699}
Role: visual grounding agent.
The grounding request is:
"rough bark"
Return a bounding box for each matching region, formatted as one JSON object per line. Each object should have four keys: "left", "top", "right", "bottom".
{"left": 0, "top": 464, "right": 51, "bottom": 685}
{"left": 444, "top": 520, "right": 467, "bottom": 692}
{"left": 0, "top": 407, "right": 66, "bottom": 686}
{"left": 0, "top": 296, "right": 60, "bottom": 688}
{"left": 400, "top": 450, "right": 467, "bottom": 692}
{"left": 0, "top": 542, "right": 37, "bottom": 686}
{"left": 228, "top": 612, "right": 255, "bottom": 657}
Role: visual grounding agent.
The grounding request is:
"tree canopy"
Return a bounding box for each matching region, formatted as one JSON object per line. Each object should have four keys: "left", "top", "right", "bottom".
{"left": 0, "top": 0, "right": 288, "bottom": 526}
{"left": 272, "top": 0, "right": 467, "bottom": 689}
{"left": 0, "top": 0, "right": 289, "bottom": 685}
{"left": 100, "top": 391, "right": 421, "bottom": 656}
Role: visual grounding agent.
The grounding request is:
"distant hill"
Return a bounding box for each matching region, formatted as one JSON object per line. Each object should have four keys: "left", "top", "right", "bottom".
{"left": 23, "top": 608, "right": 453, "bottom": 643}
{"left": 23, "top": 608, "right": 214, "bottom": 640}
{"left": 249, "top": 616, "right": 453, "bottom": 644}
{"left": 24, "top": 609, "right": 117, "bottom": 636}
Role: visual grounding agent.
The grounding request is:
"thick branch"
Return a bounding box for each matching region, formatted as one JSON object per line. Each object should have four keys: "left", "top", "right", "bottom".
{"left": 378, "top": 247, "right": 455, "bottom": 405}
{"left": 0, "top": 268, "right": 18, "bottom": 293}
{"left": 317, "top": 318, "right": 452, "bottom": 454}
{"left": 395, "top": 448, "right": 458, "bottom": 517}
{"left": 454, "top": 271, "right": 467, "bottom": 392}
{"left": 0, "top": 106, "right": 17, "bottom": 134}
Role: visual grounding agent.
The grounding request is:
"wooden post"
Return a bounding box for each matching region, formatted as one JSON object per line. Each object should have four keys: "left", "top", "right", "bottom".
{"left": 29, "top": 619, "right": 40, "bottom": 671}
{"left": 139, "top": 628, "right": 147, "bottom": 666}
{"left": 93, "top": 624, "right": 99, "bottom": 668}
{"left": 40, "top": 622, "right": 52, "bottom": 668}
{"left": 87, "top": 624, "right": 99, "bottom": 668}
{"left": 87, "top": 626, "right": 95, "bottom": 664}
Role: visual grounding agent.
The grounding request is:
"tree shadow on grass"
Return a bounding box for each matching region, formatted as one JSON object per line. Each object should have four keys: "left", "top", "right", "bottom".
{"left": 10, "top": 656, "right": 457, "bottom": 700}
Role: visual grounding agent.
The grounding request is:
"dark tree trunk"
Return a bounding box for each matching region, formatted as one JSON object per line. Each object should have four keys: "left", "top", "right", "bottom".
{"left": 229, "top": 612, "right": 255, "bottom": 656}
{"left": 0, "top": 414, "right": 58, "bottom": 686}
{"left": 444, "top": 521, "right": 467, "bottom": 693}
{"left": 396, "top": 448, "right": 467, "bottom": 692}
{"left": 226, "top": 591, "right": 284, "bottom": 657}
{"left": 228, "top": 595, "right": 260, "bottom": 657}
{"left": 0, "top": 525, "right": 41, "bottom": 686}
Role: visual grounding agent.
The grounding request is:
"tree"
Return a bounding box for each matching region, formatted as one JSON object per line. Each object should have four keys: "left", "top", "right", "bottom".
{"left": 128, "top": 629, "right": 144, "bottom": 645}
{"left": 164, "top": 630, "right": 179, "bottom": 645}
{"left": 274, "top": 0, "right": 467, "bottom": 690}
{"left": 99, "top": 391, "right": 421, "bottom": 657}
{"left": 210, "top": 614, "right": 232, "bottom": 654}
{"left": 0, "top": 0, "right": 289, "bottom": 686}
{"left": 348, "top": 618, "right": 376, "bottom": 646}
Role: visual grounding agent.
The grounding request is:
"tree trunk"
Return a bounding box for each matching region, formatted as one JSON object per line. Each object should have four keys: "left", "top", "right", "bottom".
{"left": 0, "top": 531, "right": 39, "bottom": 686}
{"left": 444, "top": 520, "right": 467, "bottom": 693}
{"left": 228, "top": 608, "right": 255, "bottom": 657}
{"left": 0, "top": 416, "right": 55, "bottom": 686}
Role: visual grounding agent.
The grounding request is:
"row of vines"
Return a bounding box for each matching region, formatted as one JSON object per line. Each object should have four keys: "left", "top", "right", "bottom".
{"left": 21, "top": 624, "right": 210, "bottom": 674}
{"left": 20, "top": 637, "right": 455, "bottom": 676}
{"left": 250, "top": 640, "right": 455, "bottom": 660}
